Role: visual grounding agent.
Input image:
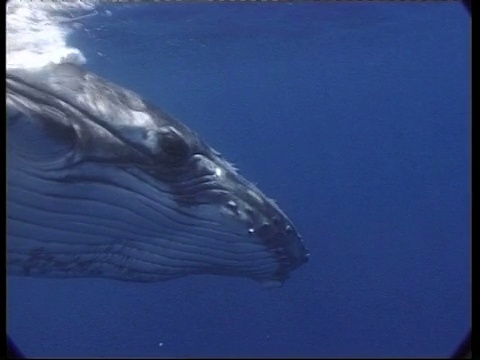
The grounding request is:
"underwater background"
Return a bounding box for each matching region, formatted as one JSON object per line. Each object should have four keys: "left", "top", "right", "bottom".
{"left": 7, "top": 2, "right": 470, "bottom": 358}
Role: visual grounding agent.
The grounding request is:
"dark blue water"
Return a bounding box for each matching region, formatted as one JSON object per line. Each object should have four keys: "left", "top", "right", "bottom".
{"left": 8, "top": 3, "right": 471, "bottom": 358}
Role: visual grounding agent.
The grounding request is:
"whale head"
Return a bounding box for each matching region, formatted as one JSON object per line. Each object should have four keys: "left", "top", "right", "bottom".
{"left": 7, "top": 63, "right": 309, "bottom": 286}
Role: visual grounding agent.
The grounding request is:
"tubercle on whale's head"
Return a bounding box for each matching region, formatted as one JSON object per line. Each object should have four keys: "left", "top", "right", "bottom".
{"left": 6, "top": 63, "right": 309, "bottom": 284}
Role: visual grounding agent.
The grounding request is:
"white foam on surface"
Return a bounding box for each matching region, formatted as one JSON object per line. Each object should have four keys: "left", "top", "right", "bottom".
{"left": 6, "top": 0, "right": 98, "bottom": 70}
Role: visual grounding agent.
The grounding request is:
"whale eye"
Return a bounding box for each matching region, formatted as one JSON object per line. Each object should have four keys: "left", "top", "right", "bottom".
{"left": 158, "top": 127, "right": 190, "bottom": 165}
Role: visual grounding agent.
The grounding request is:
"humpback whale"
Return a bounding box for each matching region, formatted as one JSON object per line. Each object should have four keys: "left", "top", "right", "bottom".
{"left": 7, "top": 63, "right": 309, "bottom": 286}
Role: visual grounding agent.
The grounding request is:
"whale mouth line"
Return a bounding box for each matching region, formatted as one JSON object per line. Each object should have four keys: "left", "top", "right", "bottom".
{"left": 7, "top": 63, "right": 309, "bottom": 285}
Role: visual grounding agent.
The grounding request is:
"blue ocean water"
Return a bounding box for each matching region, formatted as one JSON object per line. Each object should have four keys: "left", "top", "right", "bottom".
{"left": 7, "top": 2, "right": 470, "bottom": 358}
